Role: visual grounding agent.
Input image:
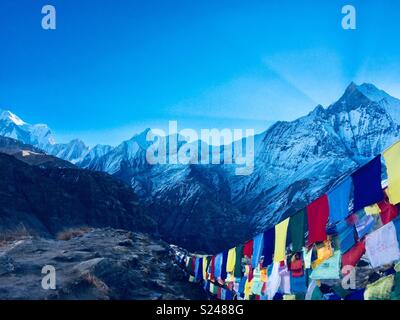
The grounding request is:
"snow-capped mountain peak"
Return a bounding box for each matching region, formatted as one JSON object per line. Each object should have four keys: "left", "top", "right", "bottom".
{"left": 0, "top": 109, "right": 92, "bottom": 163}
{"left": 357, "top": 83, "right": 397, "bottom": 103}
{"left": 30, "top": 124, "right": 56, "bottom": 146}
{"left": 336, "top": 82, "right": 400, "bottom": 109}
{"left": 43, "top": 138, "right": 89, "bottom": 164}
{"left": 0, "top": 109, "right": 56, "bottom": 148}
{"left": 0, "top": 109, "right": 27, "bottom": 126}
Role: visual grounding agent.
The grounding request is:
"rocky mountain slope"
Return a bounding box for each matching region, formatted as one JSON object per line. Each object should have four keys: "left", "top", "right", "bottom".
{"left": 0, "top": 136, "right": 76, "bottom": 168}
{"left": 0, "top": 152, "right": 156, "bottom": 237}
{"left": 78, "top": 132, "right": 251, "bottom": 252}
{"left": 44, "top": 139, "right": 90, "bottom": 164}
{"left": 0, "top": 138, "right": 202, "bottom": 300}
{"left": 0, "top": 228, "right": 205, "bottom": 300}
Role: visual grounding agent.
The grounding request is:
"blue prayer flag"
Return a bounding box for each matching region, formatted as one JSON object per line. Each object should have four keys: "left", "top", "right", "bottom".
{"left": 198, "top": 257, "right": 203, "bottom": 281}
{"left": 393, "top": 216, "right": 400, "bottom": 241}
{"left": 336, "top": 220, "right": 356, "bottom": 253}
{"left": 194, "top": 257, "right": 200, "bottom": 280}
{"left": 252, "top": 233, "right": 264, "bottom": 268}
{"left": 214, "top": 253, "right": 223, "bottom": 279}
{"left": 355, "top": 214, "right": 375, "bottom": 239}
{"left": 225, "top": 289, "right": 233, "bottom": 300}
{"left": 328, "top": 177, "right": 352, "bottom": 223}
{"left": 238, "top": 276, "right": 247, "bottom": 297}
{"left": 290, "top": 274, "right": 307, "bottom": 294}
{"left": 221, "top": 250, "right": 228, "bottom": 281}
{"left": 352, "top": 156, "right": 384, "bottom": 212}
{"left": 262, "top": 227, "right": 275, "bottom": 267}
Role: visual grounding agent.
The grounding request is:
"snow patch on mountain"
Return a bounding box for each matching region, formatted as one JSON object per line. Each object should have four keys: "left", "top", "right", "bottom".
{"left": 0, "top": 109, "right": 55, "bottom": 148}
{"left": 43, "top": 139, "right": 90, "bottom": 164}
{"left": 0, "top": 110, "right": 26, "bottom": 126}
{"left": 78, "top": 144, "right": 113, "bottom": 168}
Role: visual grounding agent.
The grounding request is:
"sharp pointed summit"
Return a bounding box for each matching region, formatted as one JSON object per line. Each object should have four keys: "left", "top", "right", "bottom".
{"left": 336, "top": 82, "right": 371, "bottom": 104}
{"left": 0, "top": 109, "right": 27, "bottom": 126}
{"left": 0, "top": 108, "right": 55, "bottom": 148}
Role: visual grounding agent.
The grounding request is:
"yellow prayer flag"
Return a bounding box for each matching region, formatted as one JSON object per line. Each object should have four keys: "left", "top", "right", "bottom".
{"left": 364, "top": 203, "right": 381, "bottom": 215}
{"left": 260, "top": 268, "right": 268, "bottom": 283}
{"left": 226, "top": 248, "right": 236, "bottom": 273}
{"left": 244, "top": 265, "right": 251, "bottom": 276}
{"left": 384, "top": 141, "right": 400, "bottom": 205}
{"left": 244, "top": 279, "right": 253, "bottom": 300}
{"left": 312, "top": 240, "right": 333, "bottom": 269}
{"left": 203, "top": 256, "right": 208, "bottom": 280}
{"left": 364, "top": 274, "right": 395, "bottom": 300}
{"left": 274, "top": 218, "right": 290, "bottom": 262}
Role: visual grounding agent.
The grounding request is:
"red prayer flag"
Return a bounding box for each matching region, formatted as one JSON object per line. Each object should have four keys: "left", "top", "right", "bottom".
{"left": 247, "top": 265, "right": 254, "bottom": 282}
{"left": 210, "top": 256, "right": 215, "bottom": 281}
{"left": 378, "top": 190, "right": 398, "bottom": 225}
{"left": 243, "top": 239, "right": 254, "bottom": 259}
{"left": 306, "top": 195, "right": 329, "bottom": 245}
{"left": 342, "top": 240, "right": 366, "bottom": 268}
{"left": 346, "top": 213, "right": 358, "bottom": 226}
{"left": 290, "top": 258, "right": 304, "bottom": 278}
{"left": 217, "top": 287, "right": 222, "bottom": 299}
{"left": 191, "top": 257, "right": 196, "bottom": 273}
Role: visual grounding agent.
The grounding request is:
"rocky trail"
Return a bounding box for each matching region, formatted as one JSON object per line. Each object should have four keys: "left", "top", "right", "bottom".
{"left": 0, "top": 228, "right": 206, "bottom": 300}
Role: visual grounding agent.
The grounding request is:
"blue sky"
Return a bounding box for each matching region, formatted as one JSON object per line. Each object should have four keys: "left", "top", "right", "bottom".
{"left": 1, "top": 0, "right": 400, "bottom": 146}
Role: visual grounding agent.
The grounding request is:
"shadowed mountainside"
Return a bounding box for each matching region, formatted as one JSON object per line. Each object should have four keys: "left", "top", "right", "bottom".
{"left": 0, "top": 152, "right": 156, "bottom": 237}
{"left": 0, "top": 228, "right": 206, "bottom": 300}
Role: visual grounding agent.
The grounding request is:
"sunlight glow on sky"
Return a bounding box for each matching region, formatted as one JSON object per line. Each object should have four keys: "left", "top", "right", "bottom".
{"left": 1, "top": 0, "right": 400, "bottom": 146}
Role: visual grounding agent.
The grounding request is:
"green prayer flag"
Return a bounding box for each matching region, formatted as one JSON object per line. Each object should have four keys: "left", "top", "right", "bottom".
{"left": 391, "top": 272, "right": 400, "bottom": 300}
{"left": 365, "top": 274, "right": 395, "bottom": 300}
{"left": 234, "top": 244, "right": 244, "bottom": 278}
{"left": 288, "top": 209, "right": 306, "bottom": 252}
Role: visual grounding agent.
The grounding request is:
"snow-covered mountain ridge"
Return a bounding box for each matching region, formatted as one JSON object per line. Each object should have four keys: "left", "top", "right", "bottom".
{"left": 2, "top": 82, "right": 400, "bottom": 252}
{"left": 0, "top": 109, "right": 112, "bottom": 163}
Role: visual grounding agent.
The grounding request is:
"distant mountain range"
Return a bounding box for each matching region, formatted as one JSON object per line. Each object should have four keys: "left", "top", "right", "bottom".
{"left": 1, "top": 82, "right": 400, "bottom": 253}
